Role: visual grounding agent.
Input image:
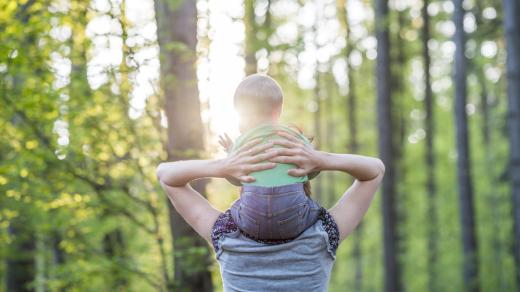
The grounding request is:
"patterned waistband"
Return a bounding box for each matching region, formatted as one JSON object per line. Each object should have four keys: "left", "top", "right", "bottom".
{"left": 210, "top": 206, "right": 339, "bottom": 256}
{"left": 240, "top": 183, "right": 304, "bottom": 195}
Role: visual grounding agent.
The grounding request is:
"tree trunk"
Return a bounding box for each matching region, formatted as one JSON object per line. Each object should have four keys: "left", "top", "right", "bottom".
{"left": 324, "top": 74, "right": 336, "bottom": 208}
{"left": 103, "top": 229, "right": 128, "bottom": 289}
{"left": 6, "top": 3, "right": 37, "bottom": 290}
{"left": 244, "top": 0, "right": 258, "bottom": 75}
{"left": 348, "top": 65, "right": 363, "bottom": 292}
{"left": 154, "top": 0, "right": 214, "bottom": 291}
{"left": 337, "top": 0, "right": 363, "bottom": 288}
{"left": 392, "top": 9, "right": 408, "bottom": 158}
{"left": 7, "top": 219, "right": 35, "bottom": 292}
{"left": 453, "top": 0, "right": 479, "bottom": 291}
{"left": 313, "top": 70, "right": 323, "bottom": 204}
{"left": 348, "top": 47, "right": 363, "bottom": 292}
{"left": 375, "top": 0, "right": 401, "bottom": 291}
{"left": 422, "top": 1, "right": 438, "bottom": 291}
{"left": 473, "top": 1, "right": 505, "bottom": 289}
{"left": 503, "top": 0, "right": 520, "bottom": 288}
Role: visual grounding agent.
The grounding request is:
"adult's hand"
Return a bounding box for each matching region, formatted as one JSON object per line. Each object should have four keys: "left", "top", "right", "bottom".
{"left": 268, "top": 130, "right": 324, "bottom": 177}
{"left": 221, "top": 138, "right": 278, "bottom": 183}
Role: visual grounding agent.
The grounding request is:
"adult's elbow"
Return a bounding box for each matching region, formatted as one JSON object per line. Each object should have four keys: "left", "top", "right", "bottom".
{"left": 156, "top": 163, "right": 166, "bottom": 182}
{"left": 375, "top": 158, "right": 386, "bottom": 175}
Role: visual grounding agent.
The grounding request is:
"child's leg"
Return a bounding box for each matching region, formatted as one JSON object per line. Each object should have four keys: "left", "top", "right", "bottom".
{"left": 270, "top": 185, "right": 321, "bottom": 239}
{"left": 231, "top": 183, "right": 321, "bottom": 241}
{"left": 230, "top": 199, "right": 261, "bottom": 239}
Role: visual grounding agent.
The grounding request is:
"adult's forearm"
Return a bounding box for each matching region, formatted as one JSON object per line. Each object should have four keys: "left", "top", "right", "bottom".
{"left": 317, "top": 152, "right": 385, "bottom": 181}
{"left": 156, "top": 158, "right": 225, "bottom": 187}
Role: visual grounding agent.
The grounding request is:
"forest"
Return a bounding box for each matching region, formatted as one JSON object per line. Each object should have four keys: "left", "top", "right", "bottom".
{"left": 1, "top": 0, "right": 519, "bottom": 291}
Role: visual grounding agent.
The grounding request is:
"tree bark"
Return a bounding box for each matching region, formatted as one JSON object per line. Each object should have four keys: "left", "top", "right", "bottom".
{"left": 7, "top": 219, "right": 35, "bottom": 292}
{"left": 375, "top": 0, "right": 401, "bottom": 291}
{"left": 503, "top": 0, "right": 520, "bottom": 287}
{"left": 453, "top": 0, "right": 479, "bottom": 291}
{"left": 154, "top": 0, "right": 214, "bottom": 291}
{"left": 244, "top": 0, "right": 258, "bottom": 75}
{"left": 473, "top": 0, "right": 505, "bottom": 288}
{"left": 6, "top": 3, "right": 38, "bottom": 290}
{"left": 313, "top": 70, "right": 323, "bottom": 204}
{"left": 421, "top": 1, "right": 438, "bottom": 291}
{"left": 103, "top": 229, "right": 128, "bottom": 289}
{"left": 324, "top": 73, "right": 336, "bottom": 208}
{"left": 337, "top": 0, "right": 363, "bottom": 288}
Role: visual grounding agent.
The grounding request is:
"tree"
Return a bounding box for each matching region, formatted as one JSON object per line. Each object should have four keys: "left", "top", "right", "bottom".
{"left": 375, "top": 0, "right": 401, "bottom": 291}
{"left": 503, "top": 0, "right": 520, "bottom": 288}
{"left": 244, "top": 0, "right": 258, "bottom": 74}
{"left": 337, "top": 0, "right": 363, "bottom": 289}
{"left": 453, "top": 0, "right": 479, "bottom": 291}
{"left": 5, "top": 2, "right": 41, "bottom": 289}
{"left": 421, "top": 0, "right": 438, "bottom": 291}
{"left": 154, "top": 0, "right": 213, "bottom": 290}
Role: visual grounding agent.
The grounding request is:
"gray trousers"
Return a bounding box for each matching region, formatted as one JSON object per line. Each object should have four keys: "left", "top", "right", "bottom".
{"left": 230, "top": 183, "right": 321, "bottom": 240}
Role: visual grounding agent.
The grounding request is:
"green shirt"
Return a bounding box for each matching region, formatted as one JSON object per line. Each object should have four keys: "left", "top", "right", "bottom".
{"left": 227, "top": 122, "right": 319, "bottom": 187}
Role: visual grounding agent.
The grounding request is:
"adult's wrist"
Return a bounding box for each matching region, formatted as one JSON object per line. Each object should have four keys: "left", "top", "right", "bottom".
{"left": 211, "top": 157, "right": 229, "bottom": 178}
{"left": 314, "top": 150, "right": 330, "bottom": 172}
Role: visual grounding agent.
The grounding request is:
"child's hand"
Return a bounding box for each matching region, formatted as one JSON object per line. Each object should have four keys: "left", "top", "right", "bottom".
{"left": 218, "top": 133, "right": 233, "bottom": 152}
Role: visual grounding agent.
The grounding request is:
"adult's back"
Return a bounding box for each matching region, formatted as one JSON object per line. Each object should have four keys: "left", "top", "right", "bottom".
{"left": 156, "top": 127, "right": 385, "bottom": 291}
{"left": 211, "top": 207, "right": 339, "bottom": 291}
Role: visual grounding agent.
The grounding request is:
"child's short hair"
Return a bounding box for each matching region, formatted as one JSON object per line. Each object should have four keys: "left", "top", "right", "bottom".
{"left": 233, "top": 73, "right": 283, "bottom": 117}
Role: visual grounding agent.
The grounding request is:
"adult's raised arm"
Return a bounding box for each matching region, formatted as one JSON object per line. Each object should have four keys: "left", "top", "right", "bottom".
{"left": 156, "top": 138, "right": 277, "bottom": 243}
{"left": 268, "top": 131, "right": 385, "bottom": 244}
{"left": 315, "top": 152, "right": 384, "bottom": 244}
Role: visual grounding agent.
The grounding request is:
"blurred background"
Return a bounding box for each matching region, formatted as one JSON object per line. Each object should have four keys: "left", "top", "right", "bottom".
{"left": 1, "top": 0, "right": 519, "bottom": 291}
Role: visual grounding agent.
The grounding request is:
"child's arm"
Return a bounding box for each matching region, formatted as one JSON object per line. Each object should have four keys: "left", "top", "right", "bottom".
{"left": 156, "top": 138, "right": 277, "bottom": 243}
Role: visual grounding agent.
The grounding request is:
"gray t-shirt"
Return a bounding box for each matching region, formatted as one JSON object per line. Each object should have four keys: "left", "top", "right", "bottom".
{"left": 211, "top": 207, "right": 339, "bottom": 291}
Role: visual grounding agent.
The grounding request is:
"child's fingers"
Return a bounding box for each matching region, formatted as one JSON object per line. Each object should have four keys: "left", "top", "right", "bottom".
{"left": 218, "top": 138, "right": 226, "bottom": 148}
{"left": 218, "top": 135, "right": 225, "bottom": 144}
{"left": 225, "top": 133, "right": 232, "bottom": 142}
